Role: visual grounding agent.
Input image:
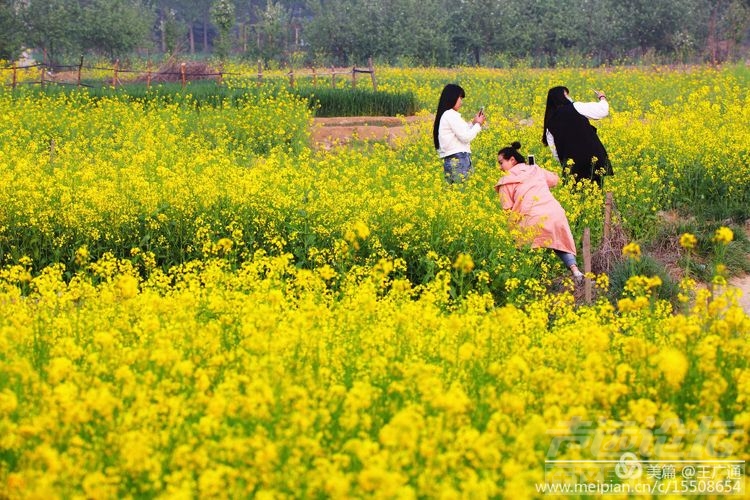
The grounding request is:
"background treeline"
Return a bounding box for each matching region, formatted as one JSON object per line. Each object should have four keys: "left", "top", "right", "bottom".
{"left": 1, "top": 0, "right": 749, "bottom": 67}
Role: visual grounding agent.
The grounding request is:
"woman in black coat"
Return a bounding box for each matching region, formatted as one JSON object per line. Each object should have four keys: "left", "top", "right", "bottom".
{"left": 542, "top": 86, "right": 613, "bottom": 187}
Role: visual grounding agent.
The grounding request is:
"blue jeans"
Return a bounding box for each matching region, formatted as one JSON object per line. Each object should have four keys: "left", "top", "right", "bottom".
{"left": 554, "top": 249, "right": 577, "bottom": 269}
{"left": 442, "top": 152, "right": 473, "bottom": 183}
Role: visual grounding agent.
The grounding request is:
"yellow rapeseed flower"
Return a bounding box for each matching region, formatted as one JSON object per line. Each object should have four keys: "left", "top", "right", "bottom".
{"left": 0, "top": 389, "right": 18, "bottom": 413}
{"left": 353, "top": 220, "right": 370, "bottom": 239}
{"left": 216, "top": 237, "right": 234, "bottom": 254}
{"left": 316, "top": 264, "right": 336, "bottom": 281}
{"left": 622, "top": 242, "right": 641, "bottom": 260}
{"left": 679, "top": 232, "right": 697, "bottom": 250}
{"left": 114, "top": 274, "right": 139, "bottom": 299}
{"left": 656, "top": 348, "right": 689, "bottom": 388}
{"left": 713, "top": 226, "right": 733, "bottom": 244}
{"left": 453, "top": 253, "right": 475, "bottom": 273}
{"left": 74, "top": 245, "right": 90, "bottom": 266}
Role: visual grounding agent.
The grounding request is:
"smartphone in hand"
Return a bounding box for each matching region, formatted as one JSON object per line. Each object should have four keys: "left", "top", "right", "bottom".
{"left": 528, "top": 154, "right": 535, "bottom": 165}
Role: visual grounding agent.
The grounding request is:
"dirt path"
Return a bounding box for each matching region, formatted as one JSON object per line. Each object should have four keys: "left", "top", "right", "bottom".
{"left": 311, "top": 115, "right": 428, "bottom": 149}
{"left": 729, "top": 275, "right": 750, "bottom": 313}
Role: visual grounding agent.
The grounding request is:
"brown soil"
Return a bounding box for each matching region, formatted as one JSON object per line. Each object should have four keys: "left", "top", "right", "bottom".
{"left": 44, "top": 70, "right": 81, "bottom": 83}
{"left": 311, "top": 115, "right": 429, "bottom": 149}
{"left": 728, "top": 275, "right": 750, "bottom": 313}
{"left": 134, "top": 61, "right": 221, "bottom": 84}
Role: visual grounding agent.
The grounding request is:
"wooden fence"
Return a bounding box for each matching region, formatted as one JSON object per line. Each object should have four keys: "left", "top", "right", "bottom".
{"left": 273, "top": 58, "right": 377, "bottom": 91}
{"left": 0, "top": 56, "right": 378, "bottom": 91}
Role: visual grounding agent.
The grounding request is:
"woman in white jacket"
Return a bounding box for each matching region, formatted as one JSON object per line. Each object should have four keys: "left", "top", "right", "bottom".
{"left": 432, "top": 84, "right": 486, "bottom": 183}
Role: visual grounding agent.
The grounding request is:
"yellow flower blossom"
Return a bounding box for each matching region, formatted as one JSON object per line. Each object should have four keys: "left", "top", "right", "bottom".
{"left": 713, "top": 226, "right": 733, "bottom": 244}
{"left": 75, "top": 245, "right": 90, "bottom": 266}
{"left": 655, "top": 348, "right": 689, "bottom": 388}
{"left": 453, "top": 252, "right": 475, "bottom": 273}
{"left": 0, "top": 389, "right": 18, "bottom": 413}
{"left": 622, "top": 242, "right": 642, "bottom": 260}
{"left": 216, "top": 237, "right": 234, "bottom": 254}
{"left": 679, "top": 232, "right": 697, "bottom": 250}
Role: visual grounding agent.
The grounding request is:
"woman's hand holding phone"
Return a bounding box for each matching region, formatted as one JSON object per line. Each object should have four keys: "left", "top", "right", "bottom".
{"left": 474, "top": 107, "right": 486, "bottom": 126}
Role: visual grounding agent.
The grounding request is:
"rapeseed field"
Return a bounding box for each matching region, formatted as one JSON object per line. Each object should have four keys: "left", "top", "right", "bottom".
{"left": 0, "top": 63, "right": 748, "bottom": 498}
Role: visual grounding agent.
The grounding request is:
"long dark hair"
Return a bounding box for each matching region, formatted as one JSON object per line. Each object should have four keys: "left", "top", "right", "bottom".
{"left": 542, "top": 86, "right": 571, "bottom": 145}
{"left": 497, "top": 141, "right": 526, "bottom": 164}
{"left": 433, "top": 84, "right": 465, "bottom": 150}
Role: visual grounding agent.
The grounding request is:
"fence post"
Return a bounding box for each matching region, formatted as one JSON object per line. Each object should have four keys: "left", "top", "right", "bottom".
{"left": 40, "top": 65, "right": 45, "bottom": 89}
{"left": 288, "top": 66, "right": 294, "bottom": 87}
{"left": 583, "top": 227, "right": 592, "bottom": 303}
{"left": 180, "top": 62, "right": 186, "bottom": 89}
{"left": 77, "top": 55, "right": 84, "bottom": 88}
{"left": 218, "top": 62, "right": 223, "bottom": 85}
{"left": 331, "top": 66, "right": 335, "bottom": 87}
{"left": 368, "top": 57, "right": 377, "bottom": 91}
{"left": 257, "top": 60, "right": 263, "bottom": 83}
{"left": 604, "top": 191, "right": 613, "bottom": 240}
{"left": 12, "top": 62, "right": 17, "bottom": 89}
{"left": 112, "top": 59, "right": 119, "bottom": 88}
{"left": 351, "top": 66, "right": 356, "bottom": 88}
{"left": 146, "top": 60, "right": 152, "bottom": 89}
{"left": 312, "top": 66, "right": 317, "bottom": 86}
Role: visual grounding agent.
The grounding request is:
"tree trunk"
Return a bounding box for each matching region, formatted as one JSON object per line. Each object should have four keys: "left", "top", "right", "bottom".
{"left": 160, "top": 14, "right": 166, "bottom": 52}
{"left": 203, "top": 15, "right": 209, "bottom": 51}
{"left": 189, "top": 23, "right": 195, "bottom": 54}
{"left": 708, "top": 6, "right": 717, "bottom": 64}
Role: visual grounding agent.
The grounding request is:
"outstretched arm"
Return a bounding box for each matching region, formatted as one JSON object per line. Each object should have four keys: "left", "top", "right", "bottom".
{"left": 573, "top": 96, "right": 609, "bottom": 120}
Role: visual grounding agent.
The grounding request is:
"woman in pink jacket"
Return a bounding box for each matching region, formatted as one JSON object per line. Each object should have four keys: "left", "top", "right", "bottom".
{"left": 495, "top": 141, "right": 584, "bottom": 283}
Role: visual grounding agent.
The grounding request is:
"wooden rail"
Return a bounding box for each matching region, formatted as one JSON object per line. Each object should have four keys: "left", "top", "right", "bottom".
{"left": 262, "top": 57, "right": 377, "bottom": 91}
{"left": 1, "top": 56, "right": 378, "bottom": 91}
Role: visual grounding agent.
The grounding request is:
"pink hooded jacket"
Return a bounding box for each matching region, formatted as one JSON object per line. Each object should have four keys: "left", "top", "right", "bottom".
{"left": 494, "top": 163, "right": 576, "bottom": 255}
